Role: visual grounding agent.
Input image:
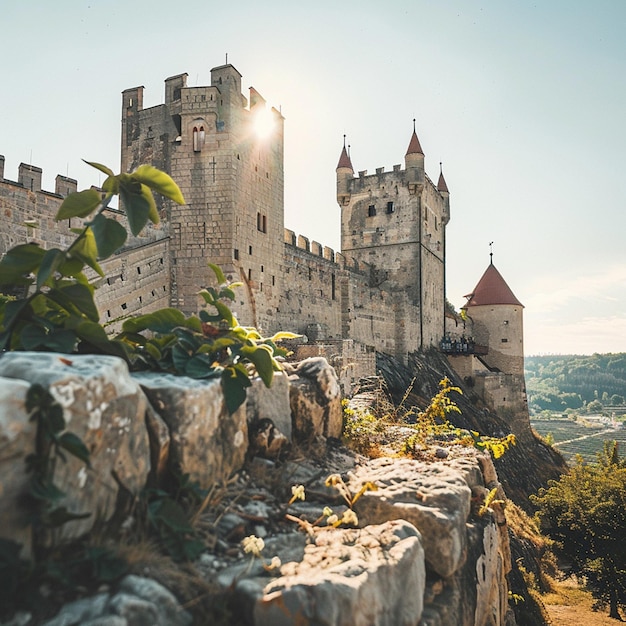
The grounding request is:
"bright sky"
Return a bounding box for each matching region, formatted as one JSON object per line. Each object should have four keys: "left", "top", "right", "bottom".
{"left": 2, "top": 1, "right": 625, "bottom": 356}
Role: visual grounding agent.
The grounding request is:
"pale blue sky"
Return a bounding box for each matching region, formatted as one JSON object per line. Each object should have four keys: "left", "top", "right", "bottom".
{"left": 2, "top": 1, "right": 625, "bottom": 355}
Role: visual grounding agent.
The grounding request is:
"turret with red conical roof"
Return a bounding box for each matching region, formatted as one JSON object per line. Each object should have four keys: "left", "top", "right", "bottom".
{"left": 405, "top": 119, "right": 425, "bottom": 192}
{"left": 463, "top": 248, "right": 524, "bottom": 375}
{"left": 336, "top": 135, "right": 354, "bottom": 206}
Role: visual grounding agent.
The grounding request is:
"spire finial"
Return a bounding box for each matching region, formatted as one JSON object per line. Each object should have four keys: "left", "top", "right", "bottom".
{"left": 348, "top": 143, "right": 351, "bottom": 157}
{"left": 489, "top": 241, "right": 494, "bottom": 264}
{"left": 343, "top": 134, "right": 346, "bottom": 148}
{"left": 439, "top": 161, "right": 443, "bottom": 175}
{"left": 413, "top": 118, "right": 416, "bottom": 132}
{"left": 225, "top": 52, "right": 228, "bottom": 64}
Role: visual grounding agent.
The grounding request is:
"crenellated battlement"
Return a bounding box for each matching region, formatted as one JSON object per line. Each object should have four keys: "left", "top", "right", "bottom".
{"left": 0, "top": 157, "right": 79, "bottom": 198}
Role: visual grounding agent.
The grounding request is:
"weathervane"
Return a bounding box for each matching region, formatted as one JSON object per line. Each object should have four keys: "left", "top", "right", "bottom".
{"left": 489, "top": 241, "right": 494, "bottom": 264}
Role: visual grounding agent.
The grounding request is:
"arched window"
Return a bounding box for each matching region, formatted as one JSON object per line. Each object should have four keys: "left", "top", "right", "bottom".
{"left": 193, "top": 125, "right": 205, "bottom": 152}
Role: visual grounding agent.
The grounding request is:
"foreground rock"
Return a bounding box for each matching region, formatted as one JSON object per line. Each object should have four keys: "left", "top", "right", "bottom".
{"left": 249, "top": 520, "right": 425, "bottom": 626}
{"left": 0, "top": 352, "right": 518, "bottom": 625}
{"left": 0, "top": 353, "right": 153, "bottom": 549}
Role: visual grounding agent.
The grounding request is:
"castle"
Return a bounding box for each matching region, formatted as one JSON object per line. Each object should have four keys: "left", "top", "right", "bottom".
{"left": 0, "top": 62, "right": 530, "bottom": 438}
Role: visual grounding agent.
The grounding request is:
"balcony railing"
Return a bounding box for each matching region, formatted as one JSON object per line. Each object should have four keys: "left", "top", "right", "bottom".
{"left": 439, "top": 338, "right": 488, "bottom": 355}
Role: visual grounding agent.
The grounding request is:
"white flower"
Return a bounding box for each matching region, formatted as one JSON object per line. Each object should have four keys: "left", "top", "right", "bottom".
{"left": 327, "top": 514, "right": 339, "bottom": 526}
{"left": 242, "top": 535, "right": 265, "bottom": 557}
{"left": 342, "top": 509, "right": 359, "bottom": 526}
{"left": 291, "top": 484, "right": 306, "bottom": 502}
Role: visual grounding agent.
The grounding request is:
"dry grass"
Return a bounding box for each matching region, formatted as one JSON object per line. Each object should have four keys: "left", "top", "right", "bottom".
{"left": 542, "top": 578, "right": 624, "bottom": 625}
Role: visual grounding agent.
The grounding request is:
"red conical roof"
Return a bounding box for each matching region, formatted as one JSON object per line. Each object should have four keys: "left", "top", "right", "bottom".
{"left": 336, "top": 145, "right": 353, "bottom": 171}
{"left": 406, "top": 130, "right": 424, "bottom": 156}
{"left": 437, "top": 171, "right": 449, "bottom": 193}
{"left": 465, "top": 263, "right": 523, "bottom": 307}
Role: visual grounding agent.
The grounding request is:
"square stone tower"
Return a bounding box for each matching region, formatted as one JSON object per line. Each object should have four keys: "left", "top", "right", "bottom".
{"left": 336, "top": 127, "right": 450, "bottom": 351}
{"left": 120, "top": 65, "right": 285, "bottom": 332}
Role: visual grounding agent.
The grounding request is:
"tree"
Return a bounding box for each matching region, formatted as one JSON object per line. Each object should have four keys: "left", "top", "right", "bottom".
{"left": 532, "top": 442, "right": 626, "bottom": 620}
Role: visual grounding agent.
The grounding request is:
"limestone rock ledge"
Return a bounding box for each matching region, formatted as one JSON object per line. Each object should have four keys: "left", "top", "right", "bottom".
{"left": 0, "top": 352, "right": 515, "bottom": 626}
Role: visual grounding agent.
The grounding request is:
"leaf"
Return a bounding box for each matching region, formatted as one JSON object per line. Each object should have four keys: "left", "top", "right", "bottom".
{"left": 58, "top": 257, "right": 85, "bottom": 277}
{"left": 240, "top": 344, "right": 275, "bottom": 387}
{"left": 208, "top": 263, "right": 226, "bottom": 285}
{"left": 214, "top": 301, "right": 234, "bottom": 326}
{"left": 21, "top": 325, "right": 77, "bottom": 353}
{"left": 0, "top": 243, "right": 45, "bottom": 285}
{"left": 122, "top": 308, "right": 187, "bottom": 334}
{"left": 268, "top": 331, "right": 302, "bottom": 342}
{"left": 119, "top": 179, "right": 157, "bottom": 235}
{"left": 185, "top": 353, "right": 216, "bottom": 378}
{"left": 47, "top": 284, "right": 99, "bottom": 322}
{"left": 30, "top": 479, "right": 66, "bottom": 502}
{"left": 84, "top": 160, "right": 114, "bottom": 177}
{"left": 69, "top": 228, "right": 103, "bottom": 277}
{"left": 90, "top": 214, "right": 127, "bottom": 259}
{"left": 37, "top": 249, "right": 66, "bottom": 289}
{"left": 171, "top": 344, "right": 191, "bottom": 373}
{"left": 132, "top": 165, "right": 185, "bottom": 205}
{"left": 2, "top": 298, "right": 32, "bottom": 330}
{"left": 56, "top": 189, "right": 102, "bottom": 220}
{"left": 222, "top": 364, "right": 251, "bottom": 414}
{"left": 58, "top": 432, "right": 91, "bottom": 467}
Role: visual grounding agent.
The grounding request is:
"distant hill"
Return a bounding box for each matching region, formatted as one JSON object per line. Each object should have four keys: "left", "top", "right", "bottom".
{"left": 525, "top": 353, "right": 626, "bottom": 413}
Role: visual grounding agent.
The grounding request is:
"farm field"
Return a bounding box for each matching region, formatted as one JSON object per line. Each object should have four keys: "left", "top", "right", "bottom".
{"left": 531, "top": 418, "right": 626, "bottom": 463}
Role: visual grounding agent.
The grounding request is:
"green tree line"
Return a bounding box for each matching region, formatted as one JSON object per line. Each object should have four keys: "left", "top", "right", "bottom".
{"left": 525, "top": 354, "right": 626, "bottom": 413}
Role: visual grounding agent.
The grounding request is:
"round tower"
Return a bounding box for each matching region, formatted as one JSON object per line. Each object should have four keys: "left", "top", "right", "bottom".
{"left": 336, "top": 137, "right": 353, "bottom": 206}
{"left": 463, "top": 259, "right": 524, "bottom": 375}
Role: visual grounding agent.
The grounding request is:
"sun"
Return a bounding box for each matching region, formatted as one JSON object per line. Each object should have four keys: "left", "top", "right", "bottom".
{"left": 253, "top": 107, "right": 275, "bottom": 140}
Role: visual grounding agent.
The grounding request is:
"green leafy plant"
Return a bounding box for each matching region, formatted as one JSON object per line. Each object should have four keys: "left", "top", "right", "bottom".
{"left": 116, "top": 263, "right": 297, "bottom": 413}
{"left": 0, "top": 161, "right": 296, "bottom": 412}
{"left": 0, "top": 161, "right": 184, "bottom": 356}
{"left": 342, "top": 377, "right": 515, "bottom": 460}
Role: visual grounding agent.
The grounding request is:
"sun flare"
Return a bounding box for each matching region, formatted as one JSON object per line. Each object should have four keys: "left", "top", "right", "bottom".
{"left": 253, "top": 107, "right": 275, "bottom": 140}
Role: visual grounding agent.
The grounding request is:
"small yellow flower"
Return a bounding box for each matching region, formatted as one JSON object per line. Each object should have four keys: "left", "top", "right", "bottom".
{"left": 342, "top": 509, "right": 359, "bottom": 526}
{"left": 327, "top": 514, "right": 339, "bottom": 526}
{"left": 322, "top": 506, "right": 333, "bottom": 517}
{"left": 325, "top": 474, "right": 342, "bottom": 487}
{"left": 290, "top": 484, "right": 306, "bottom": 502}
{"left": 241, "top": 535, "right": 265, "bottom": 557}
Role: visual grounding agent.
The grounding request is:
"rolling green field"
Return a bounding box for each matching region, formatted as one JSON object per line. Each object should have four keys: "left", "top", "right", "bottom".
{"left": 531, "top": 418, "right": 626, "bottom": 463}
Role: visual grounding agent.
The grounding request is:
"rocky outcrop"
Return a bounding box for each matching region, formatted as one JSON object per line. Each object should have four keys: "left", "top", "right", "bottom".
{"left": 0, "top": 352, "right": 518, "bottom": 625}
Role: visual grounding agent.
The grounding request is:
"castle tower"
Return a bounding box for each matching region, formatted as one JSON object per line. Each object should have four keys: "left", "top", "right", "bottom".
{"left": 338, "top": 124, "right": 449, "bottom": 354}
{"left": 120, "top": 64, "right": 285, "bottom": 332}
{"left": 463, "top": 260, "right": 524, "bottom": 375}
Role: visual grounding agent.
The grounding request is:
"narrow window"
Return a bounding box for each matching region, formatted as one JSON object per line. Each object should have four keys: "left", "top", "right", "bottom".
{"left": 249, "top": 245, "right": 253, "bottom": 255}
{"left": 386, "top": 201, "right": 395, "bottom": 214}
{"left": 193, "top": 125, "right": 205, "bottom": 152}
{"left": 501, "top": 338, "right": 508, "bottom": 343}
{"left": 234, "top": 248, "right": 239, "bottom": 260}
{"left": 272, "top": 275, "right": 275, "bottom": 286}
{"left": 368, "top": 205, "right": 376, "bottom": 217}
{"left": 331, "top": 274, "right": 336, "bottom": 300}
{"left": 248, "top": 268, "right": 252, "bottom": 280}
